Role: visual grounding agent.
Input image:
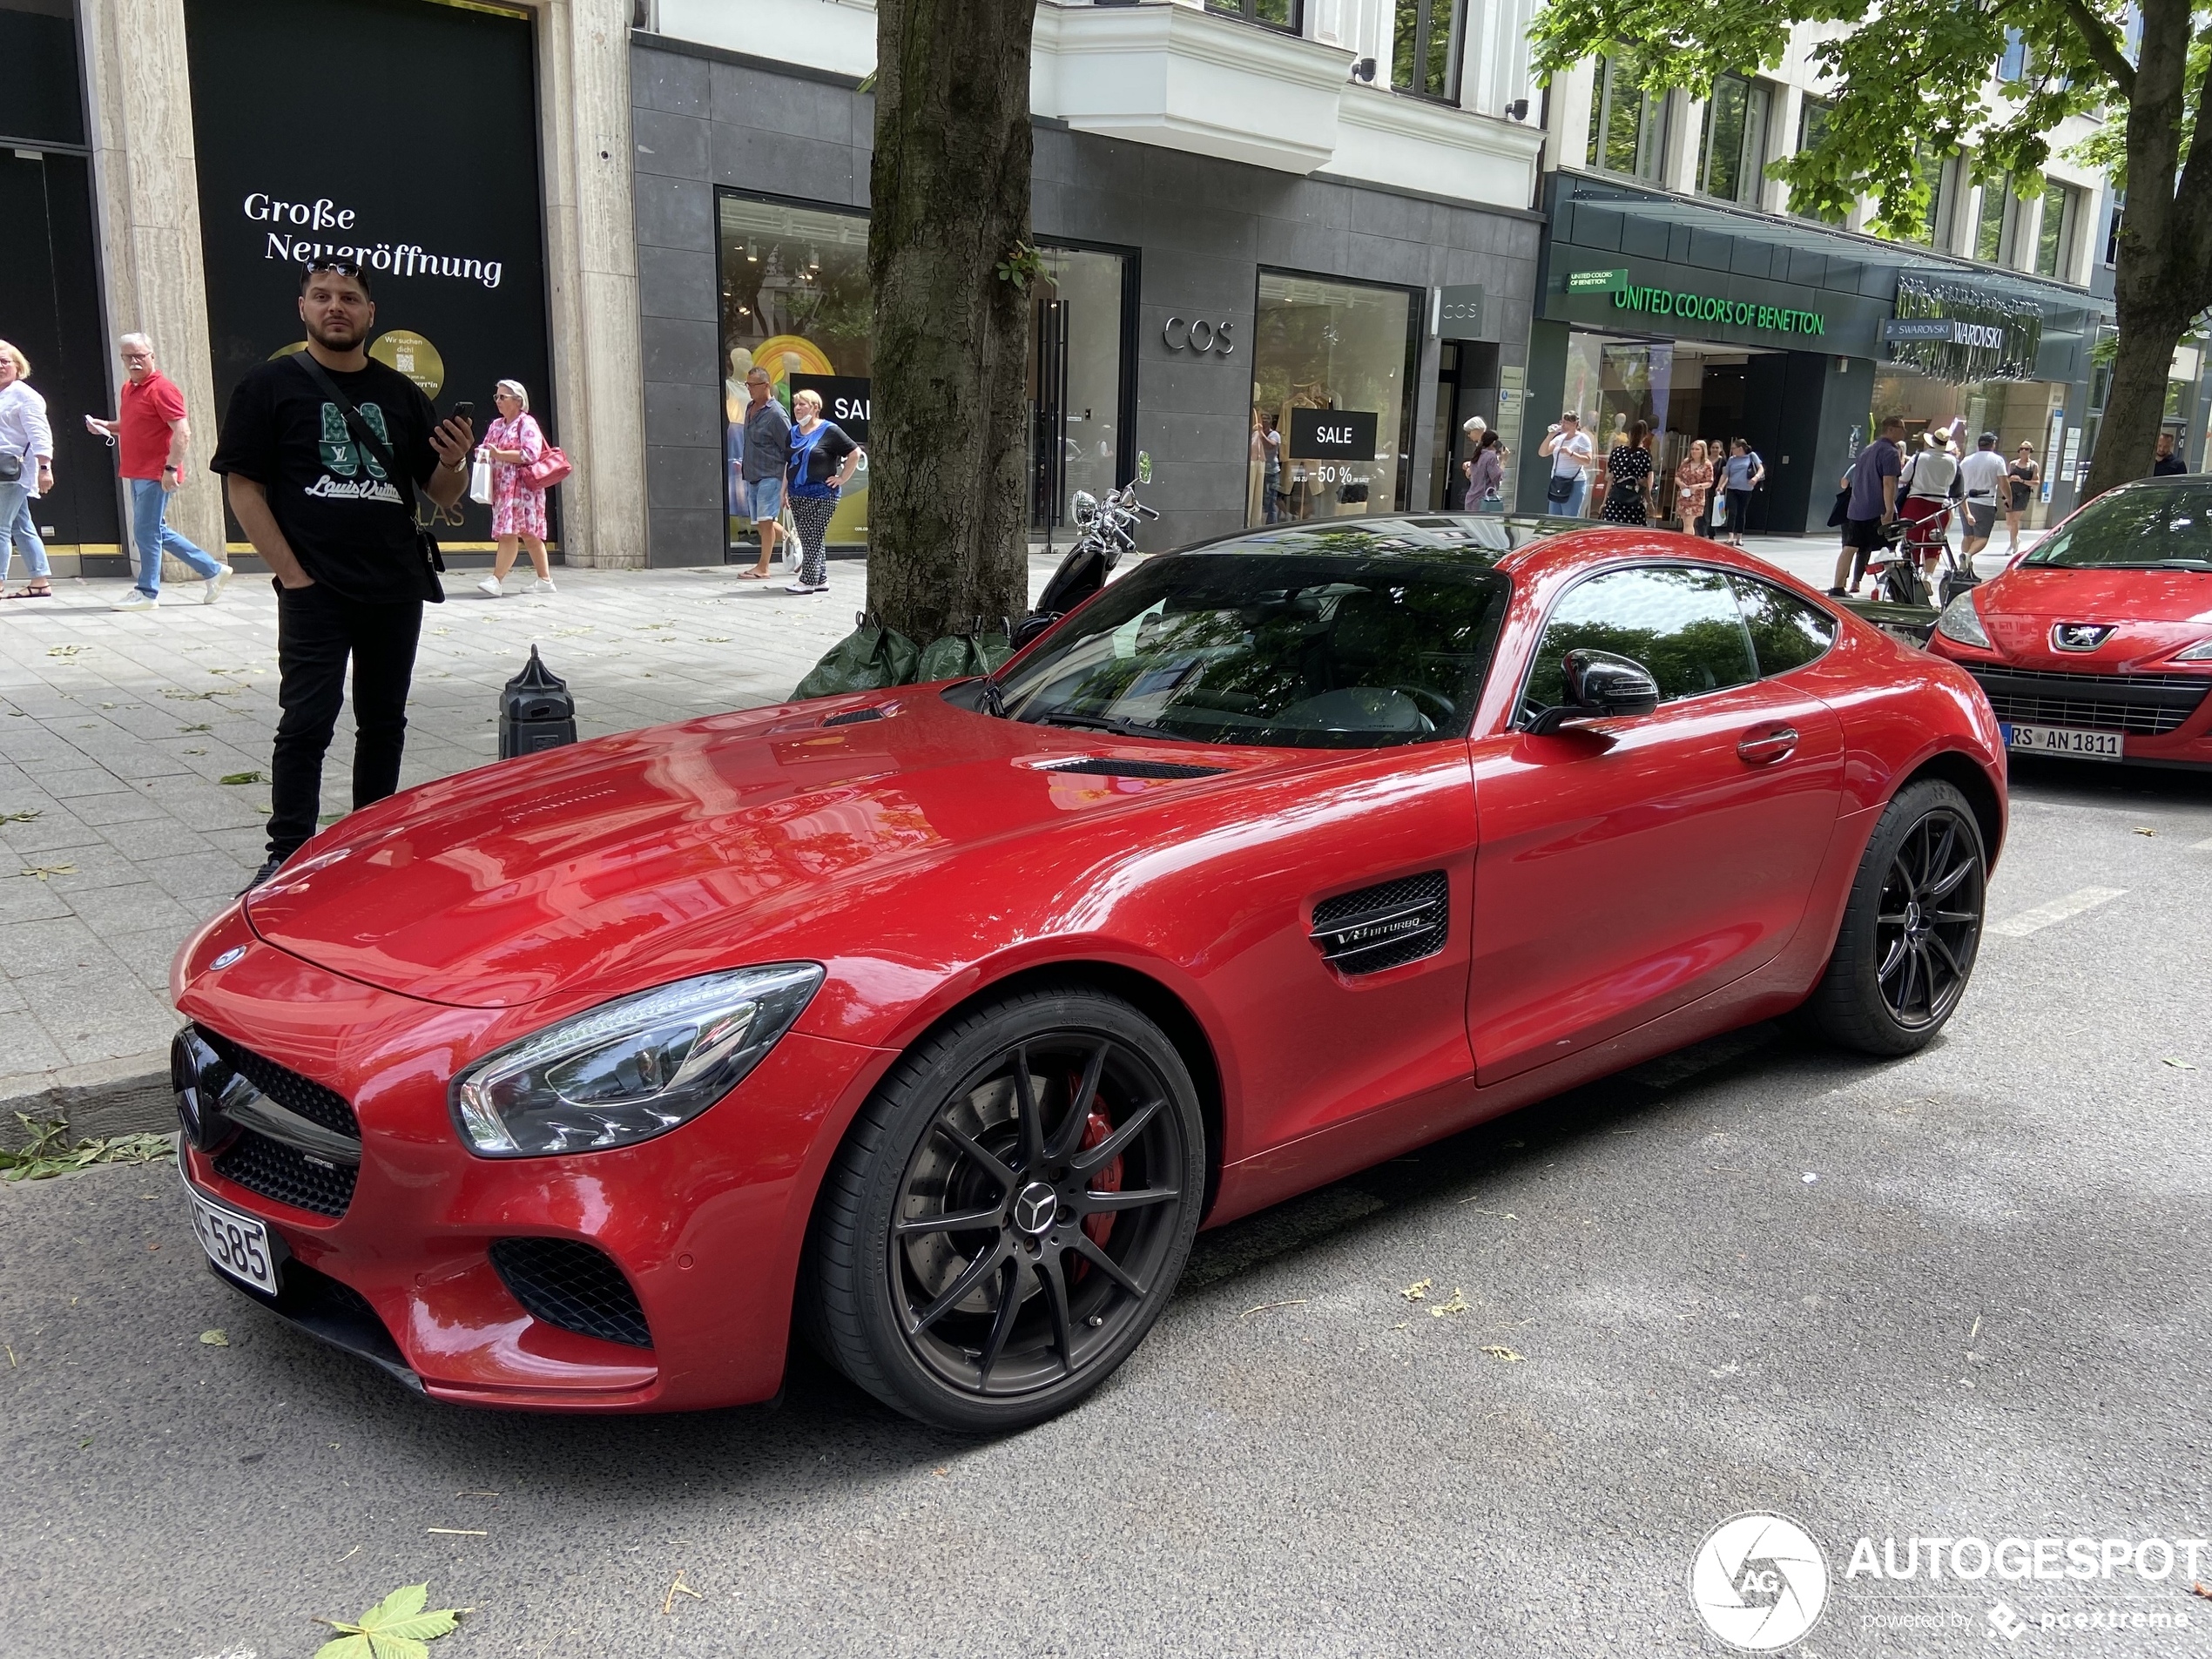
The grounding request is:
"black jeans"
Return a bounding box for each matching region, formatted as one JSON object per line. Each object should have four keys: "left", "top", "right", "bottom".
{"left": 267, "top": 582, "right": 424, "bottom": 862}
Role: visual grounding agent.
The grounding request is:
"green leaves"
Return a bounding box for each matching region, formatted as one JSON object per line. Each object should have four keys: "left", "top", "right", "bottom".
{"left": 218, "top": 771, "right": 266, "bottom": 786}
{"left": 0, "top": 1117, "right": 176, "bottom": 1181}
{"left": 994, "top": 241, "right": 1047, "bottom": 290}
{"left": 314, "top": 1583, "right": 464, "bottom": 1659}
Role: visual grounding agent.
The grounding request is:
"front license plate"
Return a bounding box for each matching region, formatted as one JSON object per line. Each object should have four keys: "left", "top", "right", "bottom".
{"left": 2001, "top": 722, "right": 2125, "bottom": 762}
{"left": 185, "top": 1178, "right": 280, "bottom": 1295}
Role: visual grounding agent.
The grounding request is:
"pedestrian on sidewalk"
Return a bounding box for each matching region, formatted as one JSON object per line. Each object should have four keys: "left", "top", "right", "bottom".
{"left": 784, "top": 388, "right": 860, "bottom": 595}
{"left": 1898, "top": 428, "right": 1959, "bottom": 580}
{"left": 1718, "top": 438, "right": 1764, "bottom": 547}
{"left": 0, "top": 339, "right": 56, "bottom": 600}
{"left": 1539, "top": 412, "right": 1594, "bottom": 517}
{"left": 86, "top": 333, "right": 233, "bottom": 610}
{"left": 734, "top": 365, "right": 790, "bottom": 580}
{"left": 212, "top": 259, "right": 474, "bottom": 890}
{"left": 1674, "top": 438, "right": 1715, "bottom": 536}
{"left": 474, "top": 380, "right": 554, "bottom": 597}
{"left": 2153, "top": 431, "right": 2188, "bottom": 475}
{"left": 1467, "top": 428, "right": 1507, "bottom": 511}
{"left": 2005, "top": 442, "right": 2038, "bottom": 556}
{"left": 1832, "top": 417, "right": 1904, "bottom": 595}
{"left": 1956, "top": 431, "right": 2006, "bottom": 568}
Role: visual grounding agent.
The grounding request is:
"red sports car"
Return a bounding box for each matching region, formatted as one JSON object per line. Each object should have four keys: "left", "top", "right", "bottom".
{"left": 1926, "top": 475, "right": 2212, "bottom": 766}
{"left": 172, "top": 518, "right": 2006, "bottom": 1431}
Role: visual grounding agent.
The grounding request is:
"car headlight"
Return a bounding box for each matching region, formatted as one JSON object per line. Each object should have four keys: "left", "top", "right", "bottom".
{"left": 450, "top": 964, "right": 824, "bottom": 1157}
{"left": 2175, "top": 636, "right": 2212, "bottom": 662}
{"left": 1935, "top": 591, "right": 1991, "bottom": 649}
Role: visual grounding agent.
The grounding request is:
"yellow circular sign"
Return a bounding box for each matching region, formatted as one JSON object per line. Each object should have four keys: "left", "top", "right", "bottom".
{"left": 369, "top": 330, "right": 444, "bottom": 397}
{"left": 755, "top": 334, "right": 834, "bottom": 379}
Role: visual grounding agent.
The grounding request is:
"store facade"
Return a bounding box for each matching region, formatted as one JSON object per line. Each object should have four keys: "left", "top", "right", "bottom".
{"left": 633, "top": 37, "right": 1545, "bottom": 564}
{"left": 1525, "top": 174, "right": 2109, "bottom": 534}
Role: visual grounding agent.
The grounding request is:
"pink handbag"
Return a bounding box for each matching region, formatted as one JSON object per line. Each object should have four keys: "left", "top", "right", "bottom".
{"left": 523, "top": 445, "right": 572, "bottom": 489}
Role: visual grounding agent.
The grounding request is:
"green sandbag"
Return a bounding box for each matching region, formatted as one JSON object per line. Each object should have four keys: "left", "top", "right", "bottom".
{"left": 916, "top": 628, "right": 1014, "bottom": 683}
{"left": 792, "top": 613, "right": 921, "bottom": 700}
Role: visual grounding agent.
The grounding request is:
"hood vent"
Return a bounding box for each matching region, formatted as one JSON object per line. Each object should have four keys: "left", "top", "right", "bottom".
{"left": 1310, "top": 872, "right": 1448, "bottom": 975}
{"left": 820, "top": 705, "right": 887, "bottom": 728}
{"left": 1039, "top": 757, "right": 1230, "bottom": 780}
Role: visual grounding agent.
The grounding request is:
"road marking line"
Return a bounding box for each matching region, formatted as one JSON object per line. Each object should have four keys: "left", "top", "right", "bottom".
{"left": 1987, "top": 887, "right": 2127, "bottom": 937}
{"left": 2193, "top": 835, "right": 2212, "bottom": 851}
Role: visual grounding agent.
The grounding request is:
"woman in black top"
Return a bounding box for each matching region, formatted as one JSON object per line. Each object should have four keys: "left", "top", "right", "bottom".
{"left": 1600, "top": 420, "right": 1653, "bottom": 525}
{"left": 2005, "top": 442, "right": 2040, "bottom": 556}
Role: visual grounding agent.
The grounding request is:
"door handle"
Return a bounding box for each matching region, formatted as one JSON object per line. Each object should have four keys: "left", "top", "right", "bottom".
{"left": 1737, "top": 724, "right": 1799, "bottom": 765}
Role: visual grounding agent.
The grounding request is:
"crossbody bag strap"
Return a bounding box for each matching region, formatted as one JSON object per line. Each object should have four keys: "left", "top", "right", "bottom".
{"left": 292, "top": 352, "right": 423, "bottom": 516}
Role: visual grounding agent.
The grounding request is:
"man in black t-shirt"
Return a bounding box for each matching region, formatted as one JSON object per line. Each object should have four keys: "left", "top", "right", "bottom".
{"left": 212, "top": 259, "right": 473, "bottom": 889}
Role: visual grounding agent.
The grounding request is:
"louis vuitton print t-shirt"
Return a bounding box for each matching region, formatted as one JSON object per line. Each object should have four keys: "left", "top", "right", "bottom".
{"left": 211, "top": 354, "right": 441, "bottom": 604}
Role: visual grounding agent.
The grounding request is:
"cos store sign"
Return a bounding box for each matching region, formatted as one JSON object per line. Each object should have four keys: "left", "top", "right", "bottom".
{"left": 1162, "top": 316, "right": 1237, "bottom": 354}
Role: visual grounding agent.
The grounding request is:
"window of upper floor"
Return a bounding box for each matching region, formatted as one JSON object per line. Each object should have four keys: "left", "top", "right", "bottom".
{"left": 2037, "top": 181, "right": 2080, "bottom": 279}
{"left": 1392, "top": 0, "right": 1466, "bottom": 102}
{"left": 2104, "top": 192, "right": 2124, "bottom": 266}
{"left": 1205, "top": 0, "right": 1302, "bottom": 34}
{"left": 1587, "top": 51, "right": 1667, "bottom": 181}
{"left": 1791, "top": 98, "right": 1846, "bottom": 225}
{"left": 1696, "top": 73, "right": 1770, "bottom": 205}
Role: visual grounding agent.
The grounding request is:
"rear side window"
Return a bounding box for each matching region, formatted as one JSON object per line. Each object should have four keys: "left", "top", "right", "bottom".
{"left": 1731, "top": 577, "right": 1838, "bottom": 678}
{"left": 1521, "top": 565, "right": 1758, "bottom": 718}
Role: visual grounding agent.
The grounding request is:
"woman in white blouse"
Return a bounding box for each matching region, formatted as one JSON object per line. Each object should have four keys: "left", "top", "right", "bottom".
{"left": 0, "top": 339, "right": 56, "bottom": 599}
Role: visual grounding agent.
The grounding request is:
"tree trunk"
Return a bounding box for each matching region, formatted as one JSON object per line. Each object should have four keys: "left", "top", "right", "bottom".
{"left": 2081, "top": 0, "right": 2209, "bottom": 502}
{"left": 866, "top": 0, "right": 1035, "bottom": 644}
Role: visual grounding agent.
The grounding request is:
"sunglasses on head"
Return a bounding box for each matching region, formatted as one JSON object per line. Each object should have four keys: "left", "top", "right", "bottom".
{"left": 306, "top": 259, "right": 364, "bottom": 279}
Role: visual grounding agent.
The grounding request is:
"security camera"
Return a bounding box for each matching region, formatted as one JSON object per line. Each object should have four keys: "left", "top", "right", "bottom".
{"left": 1506, "top": 98, "right": 1529, "bottom": 121}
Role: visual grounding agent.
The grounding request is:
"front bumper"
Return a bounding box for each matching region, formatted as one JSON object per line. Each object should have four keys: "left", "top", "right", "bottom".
{"left": 172, "top": 911, "right": 887, "bottom": 1412}
{"left": 1925, "top": 643, "right": 2212, "bottom": 767}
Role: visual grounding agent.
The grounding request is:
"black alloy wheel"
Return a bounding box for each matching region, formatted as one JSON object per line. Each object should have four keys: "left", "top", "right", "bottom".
{"left": 1872, "top": 808, "right": 1983, "bottom": 1030}
{"left": 805, "top": 987, "right": 1204, "bottom": 1432}
{"left": 1797, "top": 779, "right": 1987, "bottom": 1056}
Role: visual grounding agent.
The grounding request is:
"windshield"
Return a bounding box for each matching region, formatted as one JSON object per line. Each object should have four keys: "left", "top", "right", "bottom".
{"left": 989, "top": 552, "right": 1511, "bottom": 748}
{"left": 2024, "top": 485, "right": 2212, "bottom": 570}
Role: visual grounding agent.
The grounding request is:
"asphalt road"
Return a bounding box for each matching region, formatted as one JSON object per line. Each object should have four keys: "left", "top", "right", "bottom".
{"left": 3, "top": 757, "right": 2209, "bottom": 1659}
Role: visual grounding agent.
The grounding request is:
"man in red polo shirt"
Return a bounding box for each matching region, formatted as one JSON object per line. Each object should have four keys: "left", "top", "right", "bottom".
{"left": 86, "top": 333, "right": 232, "bottom": 610}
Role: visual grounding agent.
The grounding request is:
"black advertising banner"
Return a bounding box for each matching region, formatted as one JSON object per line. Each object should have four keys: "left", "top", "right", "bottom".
{"left": 185, "top": 0, "right": 553, "bottom": 548}
{"left": 1288, "top": 408, "right": 1379, "bottom": 461}
{"left": 788, "top": 374, "right": 871, "bottom": 445}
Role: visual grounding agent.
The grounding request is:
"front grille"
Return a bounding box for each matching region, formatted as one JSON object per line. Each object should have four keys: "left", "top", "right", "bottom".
{"left": 1040, "top": 758, "right": 1230, "bottom": 779}
{"left": 197, "top": 1027, "right": 360, "bottom": 1139}
{"left": 1311, "top": 871, "right": 1450, "bottom": 975}
{"left": 1967, "top": 665, "right": 2210, "bottom": 736}
{"left": 489, "top": 1238, "right": 652, "bottom": 1349}
{"left": 213, "top": 1127, "right": 357, "bottom": 1217}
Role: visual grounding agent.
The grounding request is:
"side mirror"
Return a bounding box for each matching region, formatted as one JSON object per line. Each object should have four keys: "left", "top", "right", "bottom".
{"left": 1527, "top": 648, "right": 1660, "bottom": 734}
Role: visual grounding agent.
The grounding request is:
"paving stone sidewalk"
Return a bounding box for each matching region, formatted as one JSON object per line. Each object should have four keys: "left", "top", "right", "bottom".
{"left": 0, "top": 525, "right": 2036, "bottom": 1136}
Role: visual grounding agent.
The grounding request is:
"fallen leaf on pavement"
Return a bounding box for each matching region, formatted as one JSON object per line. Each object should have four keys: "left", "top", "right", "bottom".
{"left": 2163, "top": 1057, "right": 2198, "bottom": 1070}
{"left": 1430, "top": 1288, "right": 1472, "bottom": 1318}
{"left": 313, "top": 1581, "right": 465, "bottom": 1658}
{"left": 2192, "top": 1581, "right": 2212, "bottom": 1602}
{"left": 2133, "top": 826, "right": 2156, "bottom": 836}
{"left": 1480, "top": 1345, "right": 1526, "bottom": 1361}
{"left": 218, "top": 771, "right": 266, "bottom": 786}
{"left": 1401, "top": 1278, "right": 1433, "bottom": 1302}
{"left": 0, "top": 809, "right": 39, "bottom": 823}
{"left": 15, "top": 865, "right": 75, "bottom": 880}
{"left": 199, "top": 1330, "right": 228, "bottom": 1346}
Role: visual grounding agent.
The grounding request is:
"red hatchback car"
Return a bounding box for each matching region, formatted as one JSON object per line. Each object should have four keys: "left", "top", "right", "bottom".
{"left": 1926, "top": 476, "right": 2212, "bottom": 767}
{"left": 172, "top": 518, "right": 2006, "bottom": 1431}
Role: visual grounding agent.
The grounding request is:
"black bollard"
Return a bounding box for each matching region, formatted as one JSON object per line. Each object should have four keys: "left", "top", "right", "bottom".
{"left": 499, "top": 644, "right": 577, "bottom": 759}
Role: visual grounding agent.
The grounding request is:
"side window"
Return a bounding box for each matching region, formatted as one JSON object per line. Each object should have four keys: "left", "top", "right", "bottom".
{"left": 1521, "top": 565, "right": 1758, "bottom": 718}
{"left": 1732, "top": 577, "right": 1838, "bottom": 677}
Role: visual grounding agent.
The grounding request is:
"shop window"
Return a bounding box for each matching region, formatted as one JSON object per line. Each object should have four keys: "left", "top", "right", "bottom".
{"left": 2036, "top": 182, "right": 2080, "bottom": 279}
{"left": 1392, "top": 0, "right": 1464, "bottom": 102}
{"left": 1587, "top": 53, "right": 1668, "bottom": 181}
{"left": 1245, "top": 270, "right": 1418, "bottom": 529}
{"left": 1029, "top": 245, "right": 1131, "bottom": 533}
{"left": 1204, "top": 0, "right": 1299, "bottom": 31}
{"left": 1697, "top": 75, "right": 1770, "bottom": 205}
{"left": 716, "top": 193, "right": 872, "bottom": 552}
{"left": 1791, "top": 98, "right": 1845, "bottom": 224}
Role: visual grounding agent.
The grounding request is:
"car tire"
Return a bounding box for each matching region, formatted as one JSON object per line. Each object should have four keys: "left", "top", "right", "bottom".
{"left": 802, "top": 984, "right": 1206, "bottom": 1433}
{"left": 1798, "top": 779, "right": 1987, "bottom": 1056}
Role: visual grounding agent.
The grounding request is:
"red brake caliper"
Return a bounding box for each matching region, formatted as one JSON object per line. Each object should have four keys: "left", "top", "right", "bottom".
{"left": 1077, "top": 1105, "right": 1123, "bottom": 1249}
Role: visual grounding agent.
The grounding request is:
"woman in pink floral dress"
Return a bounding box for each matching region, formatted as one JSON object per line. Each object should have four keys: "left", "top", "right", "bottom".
{"left": 475, "top": 379, "right": 554, "bottom": 597}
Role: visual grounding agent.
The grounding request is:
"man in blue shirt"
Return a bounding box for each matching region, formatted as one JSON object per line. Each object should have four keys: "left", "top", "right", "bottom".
{"left": 1831, "top": 416, "right": 1903, "bottom": 595}
{"left": 734, "top": 366, "right": 791, "bottom": 580}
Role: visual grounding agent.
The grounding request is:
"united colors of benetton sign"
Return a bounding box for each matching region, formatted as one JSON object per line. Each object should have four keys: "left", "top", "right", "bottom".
{"left": 1569, "top": 271, "right": 1827, "bottom": 337}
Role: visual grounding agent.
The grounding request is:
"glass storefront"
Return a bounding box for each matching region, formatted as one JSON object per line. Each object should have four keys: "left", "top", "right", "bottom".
{"left": 718, "top": 194, "right": 1130, "bottom": 551}
{"left": 1244, "top": 270, "right": 1418, "bottom": 528}
{"left": 1871, "top": 366, "right": 2067, "bottom": 528}
{"left": 1561, "top": 329, "right": 1779, "bottom": 528}
{"left": 717, "top": 194, "right": 873, "bottom": 550}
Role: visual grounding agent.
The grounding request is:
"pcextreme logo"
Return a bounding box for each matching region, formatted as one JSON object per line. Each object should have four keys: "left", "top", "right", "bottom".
{"left": 1689, "top": 1513, "right": 1831, "bottom": 1651}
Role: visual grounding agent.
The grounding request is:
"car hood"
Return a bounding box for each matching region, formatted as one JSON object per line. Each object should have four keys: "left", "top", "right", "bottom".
{"left": 244, "top": 693, "right": 1276, "bottom": 1008}
{"left": 1973, "top": 566, "right": 2212, "bottom": 668}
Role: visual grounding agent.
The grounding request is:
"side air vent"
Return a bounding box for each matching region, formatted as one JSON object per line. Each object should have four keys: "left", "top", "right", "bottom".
{"left": 489, "top": 1237, "right": 652, "bottom": 1349}
{"left": 1039, "top": 758, "right": 1231, "bottom": 780}
{"left": 821, "top": 705, "right": 887, "bottom": 728}
{"left": 1309, "top": 871, "right": 1449, "bottom": 975}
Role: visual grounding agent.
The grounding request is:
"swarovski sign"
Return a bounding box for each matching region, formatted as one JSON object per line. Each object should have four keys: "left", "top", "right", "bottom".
{"left": 1884, "top": 318, "right": 2008, "bottom": 349}
{"left": 1887, "top": 277, "right": 2041, "bottom": 382}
